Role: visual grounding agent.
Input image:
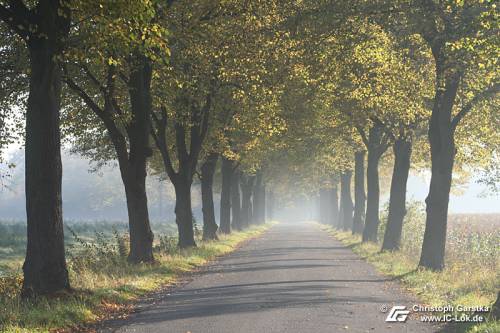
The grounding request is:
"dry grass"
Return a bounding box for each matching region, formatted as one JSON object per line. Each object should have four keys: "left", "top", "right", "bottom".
{"left": 0, "top": 223, "right": 274, "bottom": 333}
{"left": 319, "top": 204, "right": 499, "bottom": 333}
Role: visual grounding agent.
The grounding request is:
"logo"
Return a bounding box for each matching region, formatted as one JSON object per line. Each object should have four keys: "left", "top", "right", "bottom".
{"left": 385, "top": 306, "right": 410, "bottom": 322}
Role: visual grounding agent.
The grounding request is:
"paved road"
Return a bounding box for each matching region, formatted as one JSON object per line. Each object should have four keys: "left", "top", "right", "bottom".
{"left": 100, "top": 222, "right": 437, "bottom": 333}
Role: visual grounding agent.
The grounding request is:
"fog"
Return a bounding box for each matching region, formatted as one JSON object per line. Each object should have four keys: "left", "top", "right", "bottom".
{"left": 0, "top": 149, "right": 207, "bottom": 222}
{"left": 0, "top": 149, "right": 499, "bottom": 222}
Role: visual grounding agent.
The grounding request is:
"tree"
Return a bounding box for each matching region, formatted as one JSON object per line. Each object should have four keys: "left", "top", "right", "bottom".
{"left": 352, "top": 151, "right": 366, "bottom": 234}
{"left": 381, "top": 137, "right": 412, "bottom": 250}
{"left": 63, "top": 1, "right": 167, "bottom": 262}
{"left": 329, "top": 178, "right": 340, "bottom": 227}
{"left": 240, "top": 173, "right": 255, "bottom": 229}
{"left": 339, "top": 171, "right": 354, "bottom": 230}
{"left": 407, "top": 0, "right": 499, "bottom": 270}
{"left": 231, "top": 168, "right": 242, "bottom": 230}
{"left": 219, "top": 156, "right": 233, "bottom": 233}
{"left": 252, "top": 170, "right": 266, "bottom": 225}
{"left": 325, "top": 20, "right": 432, "bottom": 244}
{"left": 150, "top": 0, "right": 284, "bottom": 246}
{"left": 0, "top": 0, "right": 71, "bottom": 297}
{"left": 360, "top": 122, "right": 390, "bottom": 241}
{"left": 200, "top": 152, "right": 219, "bottom": 240}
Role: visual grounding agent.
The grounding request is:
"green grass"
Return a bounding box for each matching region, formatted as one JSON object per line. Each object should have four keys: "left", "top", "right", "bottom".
{"left": 318, "top": 212, "right": 499, "bottom": 333}
{"left": 0, "top": 223, "right": 274, "bottom": 333}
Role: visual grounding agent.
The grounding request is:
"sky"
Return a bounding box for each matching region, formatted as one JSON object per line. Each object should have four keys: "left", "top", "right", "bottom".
{"left": 400, "top": 175, "right": 498, "bottom": 214}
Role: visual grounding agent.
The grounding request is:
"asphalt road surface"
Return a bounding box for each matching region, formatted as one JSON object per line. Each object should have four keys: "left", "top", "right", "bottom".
{"left": 100, "top": 222, "right": 438, "bottom": 333}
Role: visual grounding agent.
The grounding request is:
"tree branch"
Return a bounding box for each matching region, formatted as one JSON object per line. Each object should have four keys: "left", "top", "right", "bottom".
{"left": 63, "top": 65, "right": 129, "bottom": 167}
{"left": 370, "top": 115, "right": 395, "bottom": 142}
{"left": 355, "top": 126, "right": 369, "bottom": 147}
{"left": 63, "top": 67, "right": 103, "bottom": 116}
{"left": 451, "top": 82, "right": 500, "bottom": 131}
{"left": 174, "top": 121, "right": 188, "bottom": 167}
{"left": 198, "top": 93, "right": 213, "bottom": 146}
{"left": 80, "top": 64, "right": 107, "bottom": 95}
{"left": 151, "top": 107, "right": 177, "bottom": 179}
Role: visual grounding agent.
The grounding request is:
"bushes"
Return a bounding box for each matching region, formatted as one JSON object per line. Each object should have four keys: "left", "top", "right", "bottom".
{"left": 156, "top": 234, "right": 178, "bottom": 254}
{"left": 66, "top": 226, "right": 129, "bottom": 273}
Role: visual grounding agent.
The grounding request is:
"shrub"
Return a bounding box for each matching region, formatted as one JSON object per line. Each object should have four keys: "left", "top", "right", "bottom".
{"left": 66, "top": 226, "right": 127, "bottom": 273}
{"left": 156, "top": 234, "right": 178, "bottom": 254}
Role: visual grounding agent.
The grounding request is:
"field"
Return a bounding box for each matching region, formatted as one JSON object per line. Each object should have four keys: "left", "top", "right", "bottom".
{"left": 0, "top": 220, "right": 273, "bottom": 332}
{"left": 320, "top": 204, "right": 500, "bottom": 333}
{"left": 0, "top": 220, "right": 179, "bottom": 277}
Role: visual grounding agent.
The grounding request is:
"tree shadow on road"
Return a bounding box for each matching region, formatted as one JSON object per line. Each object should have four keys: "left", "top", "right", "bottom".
{"left": 99, "top": 279, "right": 399, "bottom": 331}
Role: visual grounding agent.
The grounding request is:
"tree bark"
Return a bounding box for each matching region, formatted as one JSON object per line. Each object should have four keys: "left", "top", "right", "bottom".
{"left": 319, "top": 187, "right": 330, "bottom": 224}
{"left": 231, "top": 169, "right": 242, "bottom": 230}
{"left": 219, "top": 157, "right": 232, "bottom": 233}
{"left": 353, "top": 151, "right": 366, "bottom": 235}
{"left": 259, "top": 183, "right": 266, "bottom": 224}
{"left": 201, "top": 153, "right": 219, "bottom": 240}
{"left": 253, "top": 171, "right": 266, "bottom": 224}
{"left": 329, "top": 180, "right": 339, "bottom": 227}
{"left": 17, "top": 1, "right": 71, "bottom": 297}
{"left": 419, "top": 57, "right": 460, "bottom": 270}
{"left": 124, "top": 57, "right": 155, "bottom": 262}
{"left": 174, "top": 176, "right": 196, "bottom": 248}
{"left": 240, "top": 174, "right": 254, "bottom": 229}
{"left": 123, "top": 176, "right": 153, "bottom": 262}
{"left": 340, "top": 171, "right": 354, "bottom": 231}
{"left": 252, "top": 173, "right": 260, "bottom": 224}
{"left": 362, "top": 123, "right": 387, "bottom": 242}
{"left": 382, "top": 138, "right": 412, "bottom": 251}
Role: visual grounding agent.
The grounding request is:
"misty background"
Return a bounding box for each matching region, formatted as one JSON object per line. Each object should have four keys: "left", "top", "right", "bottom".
{"left": 1, "top": 147, "right": 499, "bottom": 223}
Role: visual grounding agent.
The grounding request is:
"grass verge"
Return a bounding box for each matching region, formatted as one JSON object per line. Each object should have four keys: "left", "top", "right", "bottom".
{"left": 318, "top": 225, "right": 499, "bottom": 333}
{"left": 0, "top": 223, "right": 274, "bottom": 333}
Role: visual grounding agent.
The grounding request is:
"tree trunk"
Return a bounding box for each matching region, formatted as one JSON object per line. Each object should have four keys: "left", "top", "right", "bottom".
{"left": 219, "top": 157, "right": 232, "bottom": 233}
{"left": 353, "top": 151, "right": 366, "bottom": 235}
{"left": 319, "top": 187, "right": 330, "bottom": 224}
{"left": 267, "top": 190, "right": 275, "bottom": 221}
{"left": 252, "top": 173, "right": 261, "bottom": 224}
{"left": 362, "top": 124, "right": 387, "bottom": 242}
{"left": 419, "top": 61, "right": 459, "bottom": 270}
{"left": 22, "top": 13, "right": 71, "bottom": 297}
{"left": 174, "top": 177, "right": 196, "bottom": 248}
{"left": 259, "top": 183, "right": 266, "bottom": 224}
{"left": 124, "top": 57, "right": 155, "bottom": 262}
{"left": 123, "top": 176, "right": 154, "bottom": 262}
{"left": 201, "top": 153, "right": 219, "bottom": 240}
{"left": 240, "top": 175, "right": 254, "bottom": 229}
{"left": 253, "top": 171, "right": 266, "bottom": 224}
{"left": 329, "top": 181, "right": 339, "bottom": 227}
{"left": 231, "top": 170, "right": 242, "bottom": 230}
{"left": 382, "top": 138, "right": 412, "bottom": 251}
{"left": 340, "top": 171, "right": 354, "bottom": 231}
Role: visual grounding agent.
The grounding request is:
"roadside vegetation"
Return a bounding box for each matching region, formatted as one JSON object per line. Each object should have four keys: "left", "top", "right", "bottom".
{"left": 319, "top": 207, "right": 500, "bottom": 333}
{"left": 0, "top": 1, "right": 498, "bottom": 332}
{"left": 0, "top": 222, "right": 273, "bottom": 333}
